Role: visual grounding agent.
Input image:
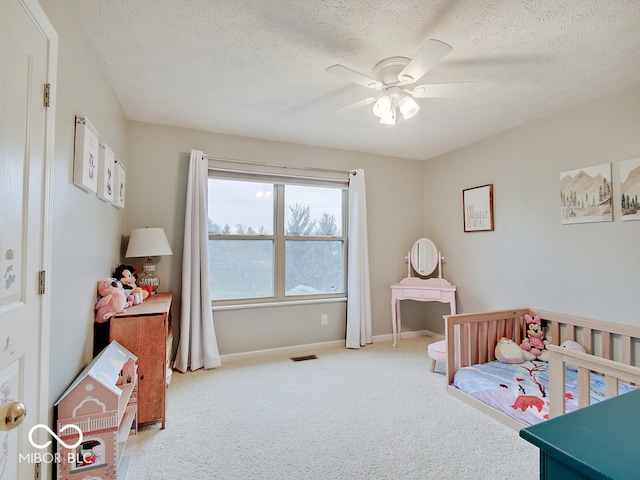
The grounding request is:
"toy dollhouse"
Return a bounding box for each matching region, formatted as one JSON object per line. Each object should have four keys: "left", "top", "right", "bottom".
{"left": 55, "top": 340, "right": 137, "bottom": 480}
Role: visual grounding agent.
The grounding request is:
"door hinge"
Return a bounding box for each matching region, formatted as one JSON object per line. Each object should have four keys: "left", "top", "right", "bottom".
{"left": 38, "top": 271, "right": 46, "bottom": 295}
{"left": 35, "top": 461, "right": 41, "bottom": 479}
{"left": 43, "top": 83, "right": 51, "bottom": 107}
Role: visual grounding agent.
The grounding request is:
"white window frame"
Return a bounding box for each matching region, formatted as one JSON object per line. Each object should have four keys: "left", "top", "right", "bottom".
{"left": 208, "top": 169, "right": 348, "bottom": 307}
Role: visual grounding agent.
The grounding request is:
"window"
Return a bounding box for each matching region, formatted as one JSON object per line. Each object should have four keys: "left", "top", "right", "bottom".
{"left": 207, "top": 172, "right": 347, "bottom": 304}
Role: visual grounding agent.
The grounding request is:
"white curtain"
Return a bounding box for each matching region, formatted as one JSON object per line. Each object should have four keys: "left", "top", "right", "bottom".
{"left": 345, "top": 168, "right": 372, "bottom": 349}
{"left": 174, "top": 149, "right": 221, "bottom": 372}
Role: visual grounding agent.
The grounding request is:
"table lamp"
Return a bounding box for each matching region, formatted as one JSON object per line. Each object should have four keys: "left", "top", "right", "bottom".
{"left": 125, "top": 227, "right": 173, "bottom": 292}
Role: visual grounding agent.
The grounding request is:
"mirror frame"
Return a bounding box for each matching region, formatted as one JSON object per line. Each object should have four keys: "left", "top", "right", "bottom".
{"left": 410, "top": 238, "right": 438, "bottom": 277}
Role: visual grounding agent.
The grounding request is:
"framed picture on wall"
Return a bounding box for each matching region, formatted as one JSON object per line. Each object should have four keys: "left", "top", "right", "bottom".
{"left": 560, "top": 163, "right": 612, "bottom": 224}
{"left": 620, "top": 157, "right": 640, "bottom": 222}
{"left": 113, "top": 160, "right": 125, "bottom": 209}
{"left": 73, "top": 116, "right": 99, "bottom": 193}
{"left": 463, "top": 184, "right": 494, "bottom": 232}
{"left": 97, "top": 143, "right": 115, "bottom": 203}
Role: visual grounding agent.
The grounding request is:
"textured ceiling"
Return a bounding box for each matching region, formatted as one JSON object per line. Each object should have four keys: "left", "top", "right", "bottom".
{"left": 70, "top": 0, "right": 640, "bottom": 161}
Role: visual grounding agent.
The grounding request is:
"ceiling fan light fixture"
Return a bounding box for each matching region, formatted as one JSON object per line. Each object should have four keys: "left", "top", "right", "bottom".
{"left": 379, "top": 105, "right": 396, "bottom": 125}
{"left": 399, "top": 95, "right": 420, "bottom": 119}
{"left": 372, "top": 95, "right": 392, "bottom": 118}
{"left": 326, "top": 38, "right": 467, "bottom": 125}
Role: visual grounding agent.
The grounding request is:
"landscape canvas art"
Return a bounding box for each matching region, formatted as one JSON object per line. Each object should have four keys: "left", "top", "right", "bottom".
{"left": 560, "top": 163, "right": 612, "bottom": 224}
{"left": 620, "top": 157, "right": 640, "bottom": 222}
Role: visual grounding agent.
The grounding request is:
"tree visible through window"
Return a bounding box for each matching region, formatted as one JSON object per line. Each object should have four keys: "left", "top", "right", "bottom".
{"left": 207, "top": 175, "right": 347, "bottom": 303}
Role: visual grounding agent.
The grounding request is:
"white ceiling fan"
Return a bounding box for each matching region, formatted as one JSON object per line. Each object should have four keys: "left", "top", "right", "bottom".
{"left": 326, "top": 39, "right": 474, "bottom": 125}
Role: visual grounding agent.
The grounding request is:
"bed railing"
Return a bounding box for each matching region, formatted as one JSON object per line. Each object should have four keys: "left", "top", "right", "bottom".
{"left": 533, "top": 309, "right": 639, "bottom": 365}
{"left": 445, "top": 308, "right": 530, "bottom": 386}
{"left": 546, "top": 344, "right": 640, "bottom": 418}
{"left": 445, "top": 308, "right": 640, "bottom": 393}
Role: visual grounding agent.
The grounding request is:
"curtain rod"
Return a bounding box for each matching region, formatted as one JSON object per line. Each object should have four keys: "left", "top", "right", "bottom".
{"left": 202, "top": 154, "right": 356, "bottom": 176}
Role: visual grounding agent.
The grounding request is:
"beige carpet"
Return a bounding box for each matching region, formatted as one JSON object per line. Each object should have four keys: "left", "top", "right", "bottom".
{"left": 124, "top": 336, "right": 538, "bottom": 479}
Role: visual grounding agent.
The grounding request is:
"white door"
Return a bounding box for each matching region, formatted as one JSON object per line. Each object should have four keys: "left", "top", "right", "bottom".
{"left": 0, "top": 0, "right": 56, "bottom": 478}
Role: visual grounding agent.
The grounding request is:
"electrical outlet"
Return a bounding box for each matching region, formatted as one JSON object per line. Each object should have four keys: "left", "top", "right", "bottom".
{"left": 321, "top": 314, "right": 328, "bottom": 325}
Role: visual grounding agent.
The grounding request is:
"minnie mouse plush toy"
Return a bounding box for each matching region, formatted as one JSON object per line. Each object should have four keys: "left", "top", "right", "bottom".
{"left": 520, "top": 314, "right": 549, "bottom": 361}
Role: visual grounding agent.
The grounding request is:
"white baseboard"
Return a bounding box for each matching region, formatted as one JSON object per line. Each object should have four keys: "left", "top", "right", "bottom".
{"left": 219, "top": 329, "right": 444, "bottom": 363}
{"left": 220, "top": 339, "right": 344, "bottom": 363}
{"left": 373, "top": 329, "right": 444, "bottom": 343}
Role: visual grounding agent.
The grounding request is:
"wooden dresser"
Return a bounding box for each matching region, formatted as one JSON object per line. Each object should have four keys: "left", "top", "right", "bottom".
{"left": 111, "top": 292, "right": 173, "bottom": 428}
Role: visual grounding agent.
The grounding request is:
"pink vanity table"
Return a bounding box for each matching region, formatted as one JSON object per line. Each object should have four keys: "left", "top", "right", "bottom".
{"left": 390, "top": 238, "right": 456, "bottom": 347}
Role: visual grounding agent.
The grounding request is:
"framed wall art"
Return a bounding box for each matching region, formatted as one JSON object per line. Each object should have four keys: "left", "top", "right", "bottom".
{"left": 560, "top": 163, "right": 612, "bottom": 224}
{"left": 620, "top": 157, "right": 640, "bottom": 222}
{"left": 73, "top": 116, "right": 99, "bottom": 193}
{"left": 463, "top": 184, "right": 494, "bottom": 232}
{"left": 113, "top": 160, "right": 125, "bottom": 209}
{"left": 97, "top": 143, "right": 115, "bottom": 203}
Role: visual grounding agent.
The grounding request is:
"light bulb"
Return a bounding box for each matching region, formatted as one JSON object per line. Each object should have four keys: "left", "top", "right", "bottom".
{"left": 379, "top": 105, "right": 396, "bottom": 125}
{"left": 372, "top": 95, "right": 392, "bottom": 118}
{"left": 399, "top": 96, "right": 420, "bottom": 119}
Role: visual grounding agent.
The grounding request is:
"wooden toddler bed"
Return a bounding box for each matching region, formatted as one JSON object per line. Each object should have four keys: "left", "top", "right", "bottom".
{"left": 444, "top": 308, "right": 640, "bottom": 430}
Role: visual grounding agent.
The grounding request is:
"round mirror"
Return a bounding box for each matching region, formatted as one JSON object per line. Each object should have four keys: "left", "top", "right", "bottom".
{"left": 410, "top": 238, "right": 438, "bottom": 276}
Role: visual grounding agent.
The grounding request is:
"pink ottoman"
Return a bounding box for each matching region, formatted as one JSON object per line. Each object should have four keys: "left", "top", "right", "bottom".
{"left": 427, "top": 340, "right": 446, "bottom": 372}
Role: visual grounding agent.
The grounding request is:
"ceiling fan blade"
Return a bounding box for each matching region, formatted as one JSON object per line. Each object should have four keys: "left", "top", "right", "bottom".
{"left": 398, "top": 39, "right": 453, "bottom": 84}
{"left": 326, "top": 64, "right": 382, "bottom": 89}
{"left": 410, "top": 82, "right": 475, "bottom": 98}
{"left": 328, "top": 97, "right": 376, "bottom": 114}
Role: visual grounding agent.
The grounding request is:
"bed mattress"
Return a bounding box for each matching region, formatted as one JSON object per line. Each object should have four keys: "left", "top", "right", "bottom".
{"left": 452, "top": 360, "right": 635, "bottom": 426}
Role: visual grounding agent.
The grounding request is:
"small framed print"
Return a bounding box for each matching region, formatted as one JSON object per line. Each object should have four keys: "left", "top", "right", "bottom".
{"left": 560, "top": 163, "right": 612, "bottom": 224}
{"left": 620, "top": 157, "right": 640, "bottom": 221}
{"left": 73, "top": 116, "right": 99, "bottom": 193}
{"left": 113, "top": 160, "right": 125, "bottom": 209}
{"left": 97, "top": 143, "right": 115, "bottom": 203}
{"left": 463, "top": 184, "right": 494, "bottom": 232}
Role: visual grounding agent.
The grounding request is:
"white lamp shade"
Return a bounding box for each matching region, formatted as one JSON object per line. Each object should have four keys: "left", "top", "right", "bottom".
{"left": 399, "top": 96, "right": 420, "bottom": 119}
{"left": 379, "top": 106, "right": 396, "bottom": 125}
{"left": 125, "top": 227, "right": 173, "bottom": 258}
{"left": 372, "top": 95, "right": 392, "bottom": 118}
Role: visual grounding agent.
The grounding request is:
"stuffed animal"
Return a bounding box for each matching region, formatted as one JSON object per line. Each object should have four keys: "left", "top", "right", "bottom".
{"left": 560, "top": 340, "right": 587, "bottom": 370}
{"left": 113, "top": 264, "right": 137, "bottom": 292}
{"left": 561, "top": 340, "right": 586, "bottom": 353}
{"left": 495, "top": 337, "right": 535, "bottom": 363}
{"left": 520, "top": 314, "right": 549, "bottom": 361}
{"left": 113, "top": 264, "right": 150, "bottom": 304}
{"left": 95, "top": 278, "right": 128, "bottom": 323}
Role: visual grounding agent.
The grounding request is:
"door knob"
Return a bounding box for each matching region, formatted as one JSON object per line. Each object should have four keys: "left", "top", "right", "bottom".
{"left": 0, "top": 402, "right": 27, "bottom": 431}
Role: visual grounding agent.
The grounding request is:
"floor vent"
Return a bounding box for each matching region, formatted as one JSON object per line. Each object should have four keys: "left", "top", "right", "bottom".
{"left": 290, "top": 354, "right": 318, "bottom": 362}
